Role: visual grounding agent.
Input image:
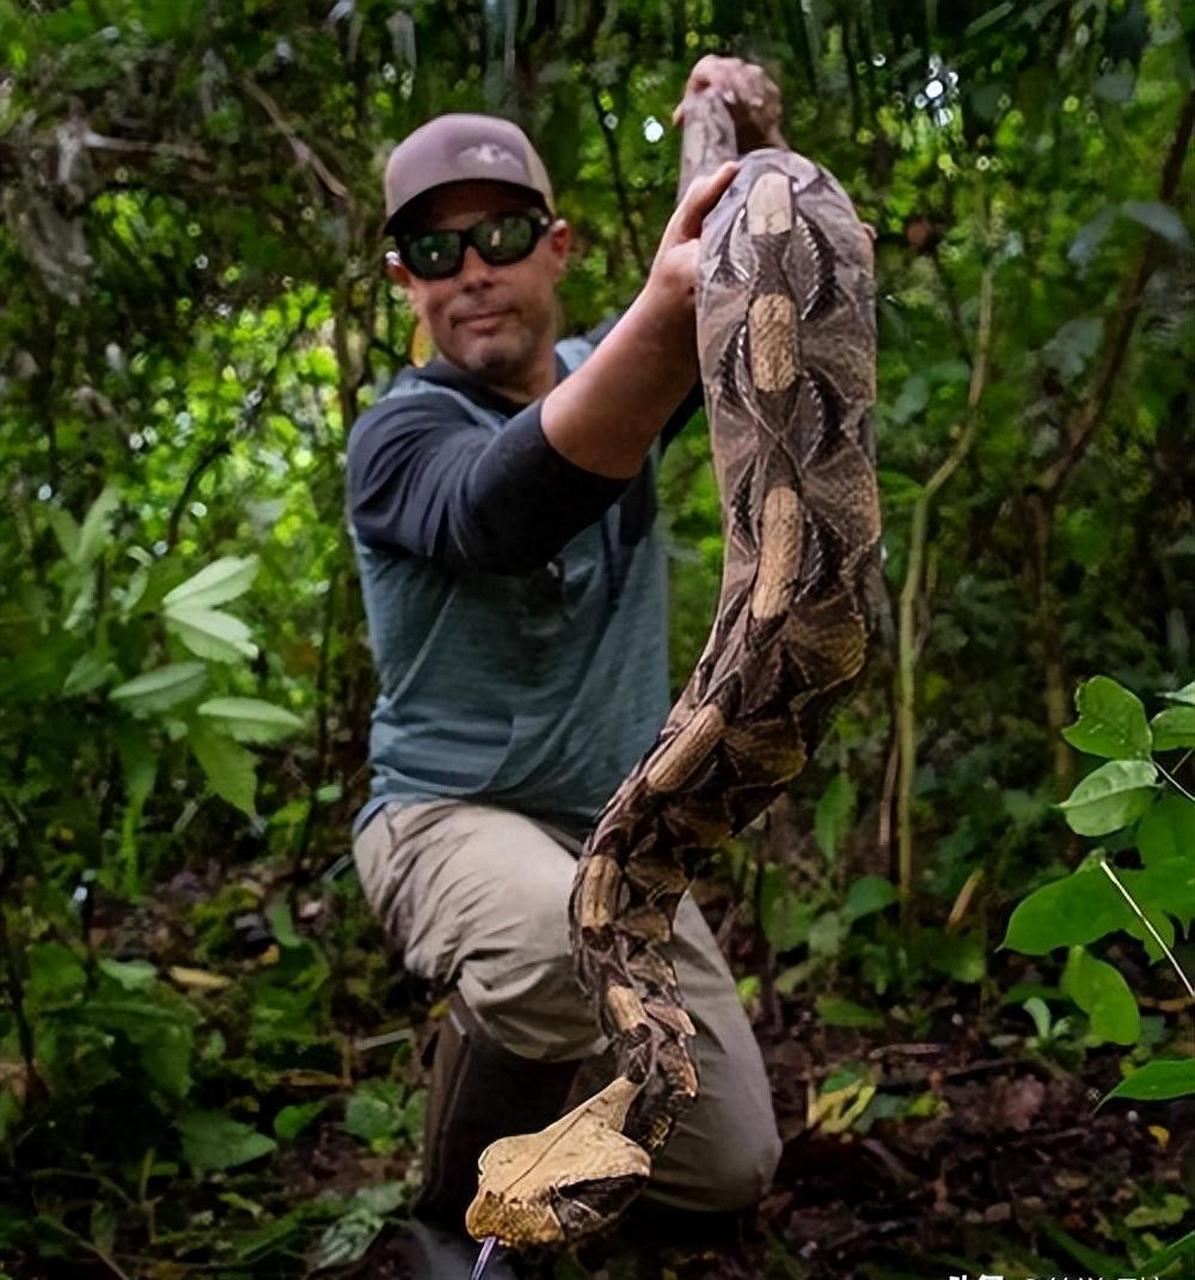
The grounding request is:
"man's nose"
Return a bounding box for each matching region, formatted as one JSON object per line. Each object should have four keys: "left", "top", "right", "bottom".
{"left": 457, "top": 243, "right": 499, "bottom": 290}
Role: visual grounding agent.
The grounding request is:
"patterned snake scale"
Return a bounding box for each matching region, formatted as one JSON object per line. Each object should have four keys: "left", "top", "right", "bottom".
{"left": 466, "top": 123, "right": 882, "bottom": 1251}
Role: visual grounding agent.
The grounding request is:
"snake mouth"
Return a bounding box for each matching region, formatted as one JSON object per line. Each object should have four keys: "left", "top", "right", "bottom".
{"left": 552, "top": 1171, "right": 648, "bottom": 1241}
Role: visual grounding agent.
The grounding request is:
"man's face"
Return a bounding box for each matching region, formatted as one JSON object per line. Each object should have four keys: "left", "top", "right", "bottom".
{"left": 385, "top": 180, "right": 570, "bottom": 389}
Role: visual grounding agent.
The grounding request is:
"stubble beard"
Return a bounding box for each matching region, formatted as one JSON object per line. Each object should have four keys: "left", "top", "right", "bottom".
{"left": 457, "top": 319, "right": 541, "bottom": 388}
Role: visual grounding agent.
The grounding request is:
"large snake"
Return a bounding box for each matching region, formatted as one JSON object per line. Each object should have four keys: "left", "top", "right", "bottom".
{"left": 465, "top": 92, "right": 881, "bottom": 1251}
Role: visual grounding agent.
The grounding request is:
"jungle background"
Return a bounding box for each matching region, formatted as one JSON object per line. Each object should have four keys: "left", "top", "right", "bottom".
{"left": 1, "top": 0, "right": 1193, "bottom": 1277}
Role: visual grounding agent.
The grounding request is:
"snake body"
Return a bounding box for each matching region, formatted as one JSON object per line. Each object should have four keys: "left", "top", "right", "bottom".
{"left": 466, "top": 120, "right": 881, "bottom": 1249}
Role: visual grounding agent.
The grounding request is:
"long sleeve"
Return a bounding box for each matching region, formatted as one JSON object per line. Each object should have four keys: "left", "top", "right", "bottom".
{"left": 347, "top": 392, "right": 631, "bottom": 573}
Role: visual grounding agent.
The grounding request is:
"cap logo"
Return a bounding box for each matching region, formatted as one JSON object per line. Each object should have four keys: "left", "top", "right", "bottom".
{"left": 459, "top": 141, "right": 519, "bottom": 167}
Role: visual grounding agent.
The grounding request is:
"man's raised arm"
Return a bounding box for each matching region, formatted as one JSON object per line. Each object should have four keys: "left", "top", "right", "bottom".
{"left": 541, "top": 54, "right": 787, "bottom": 481}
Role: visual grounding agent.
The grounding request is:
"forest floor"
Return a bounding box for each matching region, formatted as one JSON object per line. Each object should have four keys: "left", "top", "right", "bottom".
{"left": 328, "top": 879, "right": 1193, "bottom": 1280}
{"left": 10, "top": 859, "right": 1191, "bottom": 1280}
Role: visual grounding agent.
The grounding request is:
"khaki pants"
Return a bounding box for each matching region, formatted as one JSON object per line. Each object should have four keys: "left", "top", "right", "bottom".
{"left": 353, "top": 798, "right": 783, "bottom": 1212}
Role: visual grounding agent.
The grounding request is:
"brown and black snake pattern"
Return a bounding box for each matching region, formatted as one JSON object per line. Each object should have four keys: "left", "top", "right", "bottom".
{"left": 465, "top": 98, "right": 882, "bottom": 1251}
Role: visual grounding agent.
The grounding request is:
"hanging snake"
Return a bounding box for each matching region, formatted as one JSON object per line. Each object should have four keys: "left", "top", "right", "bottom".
{"left": 465, "top": 92, "right": 881, "bottom": 1250}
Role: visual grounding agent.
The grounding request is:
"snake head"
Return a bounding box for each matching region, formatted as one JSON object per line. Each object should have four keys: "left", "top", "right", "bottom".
{"left": 465, "top": 1075, "right": 651, "bottom": 1248}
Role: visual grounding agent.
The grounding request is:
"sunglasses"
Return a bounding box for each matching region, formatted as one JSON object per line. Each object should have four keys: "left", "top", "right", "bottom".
{"left": 396, "top": 209, "right": 553, "bottom": 281}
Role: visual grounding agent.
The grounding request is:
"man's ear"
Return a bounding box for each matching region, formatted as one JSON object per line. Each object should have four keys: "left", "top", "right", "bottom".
{"left": 384, "top": 250, "right": 412, "bottom": 290}
{"left": 546, "top": 218, "right": 571, "bottom": 281}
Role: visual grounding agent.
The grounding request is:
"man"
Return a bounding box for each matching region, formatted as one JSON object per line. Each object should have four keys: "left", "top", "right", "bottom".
{"left": 347, "top": 57, "right": 788, "bottom": 1275}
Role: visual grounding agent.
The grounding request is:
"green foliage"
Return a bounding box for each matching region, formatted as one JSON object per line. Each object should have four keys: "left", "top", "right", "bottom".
{"left": 343, "top": 1078, "right": 424, "bottom": 1154}
{"left": 179, "top": 1109, "right": 277, "bottom": 1173}
{"left": 1061, "top": 676, "right": 1153, "bottom": 760}
{"left": 1003, "top": 672, "right": 1194, "bottom": 1126}
{"left": 1100, "top": 1058, "right": 1195, "bottom": 1106}
{"left": 814, "top": 773, "right": 856, "bottom": 864}
{"left": 0, "top": 0, "right": 1191, "bottom": 1272}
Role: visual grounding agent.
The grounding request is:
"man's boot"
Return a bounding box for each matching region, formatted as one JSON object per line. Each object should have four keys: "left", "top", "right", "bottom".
{"left": 398, "top": 988, "right": 582, "bottom": 1277}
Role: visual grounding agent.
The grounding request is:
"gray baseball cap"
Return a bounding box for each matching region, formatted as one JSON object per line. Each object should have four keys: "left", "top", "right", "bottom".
{"left": 382, "top": 113, "right": 556, "bottom": 239}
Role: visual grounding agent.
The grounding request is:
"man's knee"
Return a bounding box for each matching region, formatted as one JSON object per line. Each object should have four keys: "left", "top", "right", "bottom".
{"left": 457, "top": 872, "right": 606, "bottom": 1062}
{"left": 650, "top": 1112, "right": 782, "bottom": 1211}
{"left": 711, "top": 1120, "right": 782, "bottom": 1209}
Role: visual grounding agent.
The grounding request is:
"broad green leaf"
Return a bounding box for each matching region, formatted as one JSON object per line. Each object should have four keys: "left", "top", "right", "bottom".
{"left": 273, "top": 1098, "right": 331, "bottom": 1141}
{"left": 1137, "top": 795, "right": 1195, "bottom": 866}
{"left": 63, "top": 650, "right": 112, "bottom": 697}
{"left": 115, "top": 720, "right": 158, "bottom": 892}
{"left": 110, "top": 663, "right": 207, "bottom": 714}
{"left": 1162, "top": 680, "right": 1195, "bottom": 706}
{"left": 164, "top": 606, "right": 258, "bottom": 663}
{"left": 69, "top": 995, "right": 196, "bottom": 1098}
{"left": 1099, "top": 1058, "right": 1195, "bottom": 1106}
{"left": 1123, "top": 1193, "right": 1189, "bottom": 1229}
{"left": 890, "top": 374, "right": 927, "bottom": 425}
{"left": 264, "top": 898, "right": 302, "bottom": 948}
{"left": 98, "top": 958, "right": 157, "bottom": 992}
{"left": 877, "top": 469, "right": 924, "bottom": 506}
{"left": 311, "top": 1210, "right": 385, "bottom": 1272}
{"left": 162, "top": 555, "right": 260, "bottom": 610}
{"left": 179, "top": 1110, "right": 276, "bottom": 1172}
{"left": 1121, "top": 200, "right": 1192, "bottom": 249}
{"left": 924, "top": 929, "right": 986, "bottom": 983}
{"left": 63, "top": 575, "right": 97, "bottom": 634}
{"left": 1060, "top": 676, "right": 1152, "bottom": 760}
{"left": 45, "top": 505, "right": 80, "bottom": 559}
{"left": 1068, "top": 206, "right": 1116, "bottom": 266}
{"left": 343, "top": 1079, "right": 407, "bottom": 1144}
{"left": 1151, "top": 705, "right": 1195, "bottom": 751}
{"left": 842, "top": 875, "right": 897, "bottom": 923}
{"left": 815, "top": 995, "right": 883, "bottom": 1029}
{"left": 1022, "top": 996, "right": 1053, "bottom": 1040}
{"left": 1130, "top": 858, "right": 1195, "bottom": 934}
{"left": 815, "top": 773, "right": 856, "bottom": 864}
{"left": 189, "top": 723, "right": 258, "bottom": 816}
{"left": 758, "top": 864, "right": 814, "bottom": 952}
{"left": 1002, "top": 865, "right": 1133, "bottom": 953}
{"left": 26, "top": 942, "right": 87, "bottom": 1012}
{"left": 963, "top": 1, "right": 1013, "bottom": 37}
{"left": 1042, "top": 316, "right": 1103, "bottom": 384}
{"left": 1057, "top": 759, "right": 1158, "bottom": 836}
{"left": 197, "top": 697, "right": 304, "bottom": 743}
{"left": 73, "top": 485, "right": 121, "bottom": 569}
{"left": 1061, "top": 946, "right": 1139, "bottom": 1045}
{"left": 354, "top": 1181, "right": 404, "bottom": 1216}
{"left": 807, "top": 910, "right": 846, "bottom": 958}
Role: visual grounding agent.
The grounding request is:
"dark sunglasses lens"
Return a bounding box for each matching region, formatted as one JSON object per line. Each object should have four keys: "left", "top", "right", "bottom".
{"left": 404, "top": 231, "right": 462, "bottom": 279}
{"left": 476, "top": 213, "right": 537, "bottom": 265}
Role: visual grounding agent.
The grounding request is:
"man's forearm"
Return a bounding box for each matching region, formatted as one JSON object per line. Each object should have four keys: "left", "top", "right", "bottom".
{"left": 540, "top": 280, "right": 699, "bottom": 480}
{"left": 541, "top": 115, "right": 747, "bottom": 482}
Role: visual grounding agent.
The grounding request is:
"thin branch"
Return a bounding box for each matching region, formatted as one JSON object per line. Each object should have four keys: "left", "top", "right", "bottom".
{"left": 293, "top": 556, "right": 342, "bottom": 873}
{"left": 166, "top": 438, "right": 230, "bottom": 550}
{"left": 589, "top": 80, "right": 648, "bottom": 276}
{"left": 1036, "top": 90, "right": 1194, "bottom": 498}
{"left": 240, "top": 77, "right": 349, "bottom": 202}
{"left": 1156, "top": 759, "right": 1195, "bottom": 805}
{"left": 1099, "top": 860, "right": 1195, "bottom": 998}
{"left": 896, "top": 263, "right": 993, "bottom": 928}
{"left": 80, "top": 129, "right": 208, "bottom": 163}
